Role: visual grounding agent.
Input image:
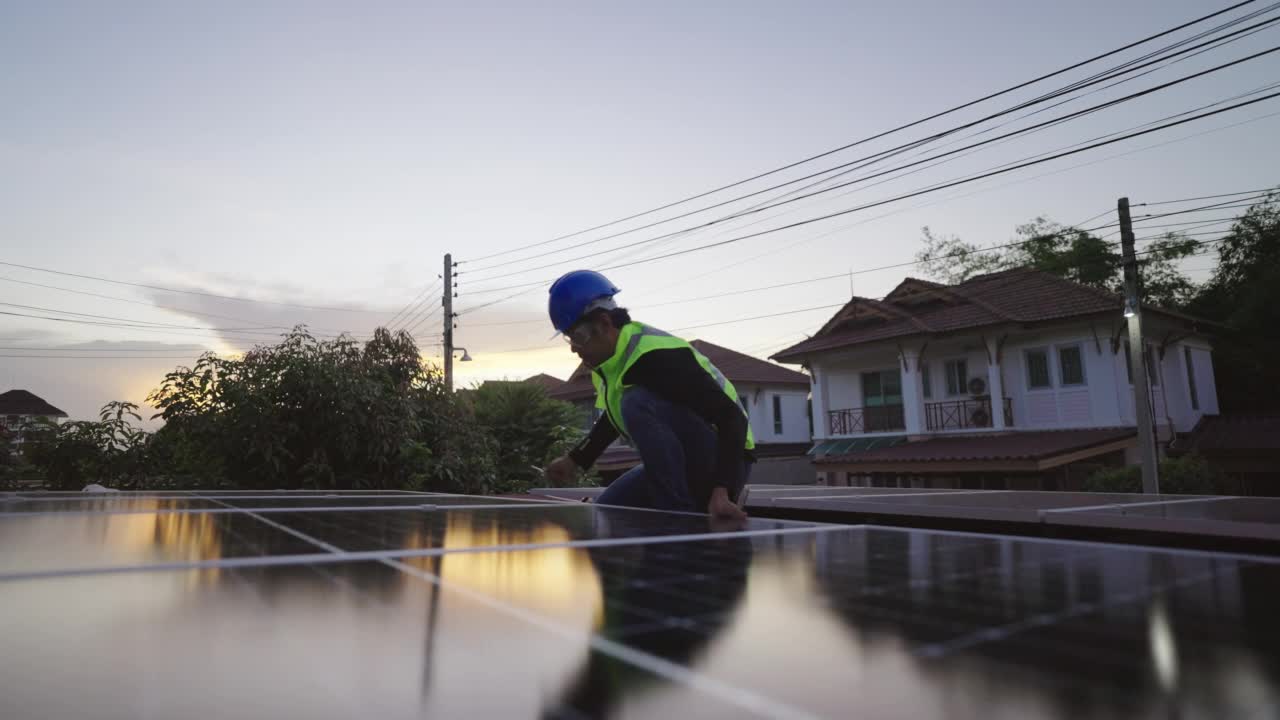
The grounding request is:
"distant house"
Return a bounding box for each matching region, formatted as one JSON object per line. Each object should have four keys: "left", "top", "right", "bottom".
{"left": 0, "top": 390, "right": 68, "bottom": 449}
{"left": 521, "top": 373, "right": 567, "bottom": 394}
{"left": 548, "top": 339, "right": 815, "bottom": 484}
{"left": 1174, "top": 414, "right": 1280, "bottom": 493}
{"left": 772, "top": 268, "right": 1221, "bottom": 490}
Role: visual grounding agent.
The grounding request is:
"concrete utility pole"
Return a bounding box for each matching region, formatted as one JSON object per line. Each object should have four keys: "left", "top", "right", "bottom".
{"left": 443, "top": 253, "right": 455, "bottom": 392}
{"left": 1119, "top": 197, "right": 1160, "bottom": 494}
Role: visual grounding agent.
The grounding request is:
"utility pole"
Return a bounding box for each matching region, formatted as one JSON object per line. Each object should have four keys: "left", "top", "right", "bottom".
{"left": 442, "top": 253, "right": 454, "bottom": 392}
{"left": 1119, "top": 197, "right": 1160, "bottom": 494}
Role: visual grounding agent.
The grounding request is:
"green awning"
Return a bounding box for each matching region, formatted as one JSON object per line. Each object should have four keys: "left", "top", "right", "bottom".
{"left": 807, "top": 435, "right": 907, "bottom": 457}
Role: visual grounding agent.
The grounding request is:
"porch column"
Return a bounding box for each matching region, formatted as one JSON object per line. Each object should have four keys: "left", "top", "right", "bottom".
{"left": 985, "top": 336, "right": 1007, "bottom": 431}
{"left": 899, "top": 350, "right": 924, "bottom": 436}
{"left": 809, "top": 362, "right": 828, "bottom": 440}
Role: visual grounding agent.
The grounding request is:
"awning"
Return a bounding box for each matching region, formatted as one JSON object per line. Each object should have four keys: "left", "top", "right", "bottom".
{"left": 808, "top": 436, "right": 908, "bottom": 458}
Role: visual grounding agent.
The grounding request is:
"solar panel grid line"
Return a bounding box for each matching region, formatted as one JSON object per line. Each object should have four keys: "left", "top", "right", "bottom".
{"left": 872, "top": 522, "right": 1280, "bottom": 565}
{"left": 767, "top": 489, "right": 1007, "bottom": 501}
{"left": 383, "top": 556, "right": 822, "bottom": 720}
{"left": 0, "top": 514, "right": 846, "bottom": 583}
{"left": 912, "top": 564, "right": 1230, "bottom": 659}
{"left": 1037, "top": 494, "right": 1239, "bottom": 515}
{"left": 186, "top": 499, "right": 788, "bottom": 717}
{"left": 205, "top": 494, "right": 826, "bottom": 719}
{"left": 0, "top": 501, "right": 570, "bottom": 518}
{"left": 195, "top": 493, "right": 349, "bottom": 555}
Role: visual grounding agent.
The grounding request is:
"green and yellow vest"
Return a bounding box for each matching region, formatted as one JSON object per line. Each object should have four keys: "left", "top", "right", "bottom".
{"left": 589, "top": 322, "right": 755, "bottom": 450}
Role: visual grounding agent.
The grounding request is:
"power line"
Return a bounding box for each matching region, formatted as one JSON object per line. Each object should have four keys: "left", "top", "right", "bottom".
{"left": 0, "top": 260, "right": 394, "bottom": 315}
{"left": 457, "top": 0, "right": 1262, "bottom": 265}
{"left": 672, "top": 304, "right": 847, "bottom": 333}
{"left": 0, "top": 346, "right": 208, "bottom": 352}
{"left": 482, "top": 88, "right": 1280, "bottom": 297}
{"left": 456, "top": 100, "right": 1280, "bottom": 324}
{"left": 0, "top": 355, "right": 208, "bottom": 360}
{"left": 463, "top": 50, "right": 1280, "bottom": 294}
{"left": 0, "top": 275, "right": 355, "bottom": 335}
{"left": 386, "top": 280, "right": 442, "bottom": 330}
{"left": 465, "top": 230, "right": 1228, "bottom": 357}
{"left": 643, "top": 107, "right": 1280, "bottom": 302}
{"left": 1137, "top": 186, "right": 1278, "bottom": 205}
{"left": 465, "top": 39, "right": 1280, "bottom": 283}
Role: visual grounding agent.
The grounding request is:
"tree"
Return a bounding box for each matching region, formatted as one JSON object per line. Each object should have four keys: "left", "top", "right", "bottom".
{"left": 148, "top": 326, "right": 497, "bottom": 492}
{"left": 1186, "top": 193, "right": 1280, "bottom": 411}
{"left": 466, "top": 381, "right": 584, "bottom": 494}
{"left": 912, "top": 227, "right": 1005, "bottom": 285}
{"left": 914, "top": 216, "right": 1198, "bottom": 308}
{"left": 21, "top": 401, "right": 151, "bottom": 490}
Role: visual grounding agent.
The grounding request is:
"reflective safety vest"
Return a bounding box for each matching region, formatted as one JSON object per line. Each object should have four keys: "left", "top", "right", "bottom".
{"left": 590, "top": 322, "right": 755, "bottom": 450}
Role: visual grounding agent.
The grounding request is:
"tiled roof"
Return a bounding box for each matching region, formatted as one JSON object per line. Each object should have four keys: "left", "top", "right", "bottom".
{"left": 688, "top": 340, "right": 810, "bottom": 387}
{"left": 548, "top": 337, "right": 809, "bottom": 402}
{"left": 0, "top": 389, "right": 67, "bottom": 418}
{"left": 1184, "top": 414, "right": 1280, "bottom": 454}
{"left": 522, "top": 373, "right": 567, "bottom": 392}
{"left": 815, "top": 428, "right": 1135, "bottom": 465}
{"left": 774, "top": 268, "right": 1210, "bottom": 362}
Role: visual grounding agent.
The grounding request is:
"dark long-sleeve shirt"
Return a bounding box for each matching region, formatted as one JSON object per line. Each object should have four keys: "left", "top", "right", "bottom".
{"left": 567, "top": 347, "right": 750, "bottom": 502}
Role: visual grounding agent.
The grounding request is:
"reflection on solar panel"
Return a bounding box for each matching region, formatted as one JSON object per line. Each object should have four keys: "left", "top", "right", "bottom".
{"left": 2, "top": 490, "right": 1277, "bottom": 718}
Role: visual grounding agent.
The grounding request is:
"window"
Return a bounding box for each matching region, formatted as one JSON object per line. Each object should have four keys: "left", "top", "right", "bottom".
{"left": 1185, "top": 347, "right": 1200, "bottom": 410}
{"left": 772, "top": 395, "right": 783, "bottom": 434}
{"left": 861, "top": 370, "right": 902, "bottom": 407}
{"left": 944, "top": 359, "right": 968, "bottom": 396}
{"left": 1058, "top": 345, "right": 1086, "bottom": 386}
{"left": 1025, "top": 349, "right": 1051, "bottom": 389}
{"left": 921, "top": 363, "right": 932, "bottom": 399}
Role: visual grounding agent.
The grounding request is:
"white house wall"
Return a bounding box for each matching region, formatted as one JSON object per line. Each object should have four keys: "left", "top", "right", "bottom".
{"left": 1190, "top": 345, "right": 1220, "bottom": 416}
{"left": 736, "top": 383, "right": 811, "bottom": 443}
{"left": 1002, "top": 327, "right": 1125, "bottom": 431}
{"left": 805, "top": 320, "right": 1218, "bottom": 439}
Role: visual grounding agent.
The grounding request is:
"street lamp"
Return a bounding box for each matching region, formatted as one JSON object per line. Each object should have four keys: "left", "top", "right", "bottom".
{"left": 454, "top": 347, "right": 473, "bottom": 362}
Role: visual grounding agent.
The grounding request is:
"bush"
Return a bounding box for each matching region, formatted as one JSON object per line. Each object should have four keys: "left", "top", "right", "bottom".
{"left": 466, "top": 381, "right": 584, "bottom": 494}
{"left": 146, "top": 327, "right": 497, "bottom": 492}
{"left": 1083, "top": 454, "right": 1223, "bottom": 495}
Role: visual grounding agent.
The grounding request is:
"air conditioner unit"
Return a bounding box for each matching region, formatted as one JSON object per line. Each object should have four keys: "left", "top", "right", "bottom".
{"left": 967, "top": 377, "right": 987, "bottom": 396}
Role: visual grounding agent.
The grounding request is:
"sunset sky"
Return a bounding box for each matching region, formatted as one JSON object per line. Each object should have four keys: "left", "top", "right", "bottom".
{"left": 2, "top": 0, "right": 1277, "bottom": 424}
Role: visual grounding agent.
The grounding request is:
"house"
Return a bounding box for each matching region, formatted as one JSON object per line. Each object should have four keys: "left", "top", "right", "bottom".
{"left": 1173, "top": 414, "right": 1280, "bottom": 494}
{"left": 547, "top": 339, "right": 815, "bottom": 483}
{"left": 522, "top": 373, "right": 567, "bottom": 394}
{"left": 0, "top": 389, "right": 68, "bottom": 449}
{"left": 772, "top": 268, "right": 1221, "bottom": 490}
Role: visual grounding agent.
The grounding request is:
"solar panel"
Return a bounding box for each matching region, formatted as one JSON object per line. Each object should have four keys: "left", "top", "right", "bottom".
{"left": 1, "top": 490, "right": 1276, "bottom": 719}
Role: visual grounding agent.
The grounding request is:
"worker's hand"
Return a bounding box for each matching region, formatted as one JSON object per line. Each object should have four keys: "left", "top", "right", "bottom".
{"left": 708, "top": 486, "right": 748, "bottom": 526}
{"left": 543, "top": 455, "right": 579, "bottom": 485}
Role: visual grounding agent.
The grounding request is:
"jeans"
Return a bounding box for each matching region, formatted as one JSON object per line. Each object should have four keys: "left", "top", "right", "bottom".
{"left": 597, "top": 386, "right": 751, "bottom": 513}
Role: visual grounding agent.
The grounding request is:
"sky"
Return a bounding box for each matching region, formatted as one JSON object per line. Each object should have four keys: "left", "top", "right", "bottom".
{"left": 1, "top": 0, "right": 1278, "bottom": 425}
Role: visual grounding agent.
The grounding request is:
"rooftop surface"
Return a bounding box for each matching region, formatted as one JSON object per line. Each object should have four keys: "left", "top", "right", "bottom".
{"left": 4, "top": 488, "right": 1276, "bottom": 718}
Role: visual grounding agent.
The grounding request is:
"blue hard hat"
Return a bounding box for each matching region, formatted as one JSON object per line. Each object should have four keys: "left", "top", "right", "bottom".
{"left": 548, "top": 270, "right": 621, "bottom": 333}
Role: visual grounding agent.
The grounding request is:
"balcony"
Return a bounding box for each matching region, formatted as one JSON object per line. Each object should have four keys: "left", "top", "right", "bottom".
{"left": 828, "top": 405, "right": 905, "bottom": 435}
{"left": 925, "top": 397, "right": 1013, "bottom": 431}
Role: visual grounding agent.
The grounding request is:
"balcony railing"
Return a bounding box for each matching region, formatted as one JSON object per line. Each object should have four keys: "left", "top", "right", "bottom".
{"left": 828, "top": 405, "right": 905, "bottom": 435}
{"left": 924, "top": 397, "right": 1013, "bottom": 431}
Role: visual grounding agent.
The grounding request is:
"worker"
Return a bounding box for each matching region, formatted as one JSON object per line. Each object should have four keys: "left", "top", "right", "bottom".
{"left": 542, "top": 270, "right": 752, "bottom": 520}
